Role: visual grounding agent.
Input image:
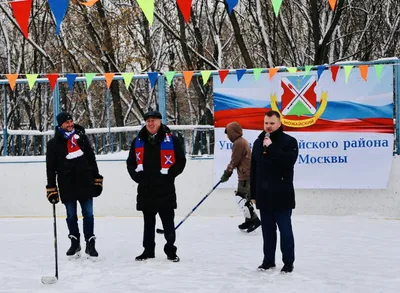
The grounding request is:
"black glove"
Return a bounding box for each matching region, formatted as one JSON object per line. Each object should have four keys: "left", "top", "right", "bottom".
{"left": 93, "top": 175, "right": 103, "bottom": 197}
{"left": 220, "top": 170, "right": 232, "bottom": 183}
{"left": 46, "top": 185, "right": 59, "bottom": 204}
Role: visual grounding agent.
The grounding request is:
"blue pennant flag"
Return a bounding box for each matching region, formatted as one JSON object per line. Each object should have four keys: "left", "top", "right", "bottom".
{"left": 66, "top": 74, "right": 77, "bottom": 91}
{"left": 317, "top": 65, "right": 326, "bottom": 80}
{"left": 226, "top": 0, "right": 238, "bottom": 14}
{"left": 236, "top": 69, "right": 246, "bottom": 81}
{"left": 48, "top": 0, "right": 69, "bottom": 35}
{"left": 147, "top": 72, "right": 159, "bottom": 88}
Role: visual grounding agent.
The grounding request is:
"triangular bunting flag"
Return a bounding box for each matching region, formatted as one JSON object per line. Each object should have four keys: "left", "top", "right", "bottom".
{"left": 374, "top": 64, "right": 383, "bottom": 82}
{"left": 66, "top": 73, "right": 77, "bottom": 91}
{"left": 271, "top": 0, "right": 283, "bottom": 17}
{"left": 236, "top": 69, "right": 246, "bottom": 81}
{"left": 225, "top": 0, "right": 238, "bottom": 14}
{"left": 46, "top": 74, "right": 59, "bottom": 91}
{"left": 26, "top": 73, "right": 38, "bottom": 90}
{"left": 9, "top": 0, "right": 32, "bottom": 40}
{"left": 287, "top": 67, "right": 297, "bottom": 73}
{"left": 122, "top": 72, "right": 134, "bottom": 89}
{"left": 317, "top": 65, "right": 325, "bottom": 80}
{"left": 165, "top": 71, "right": 176, "bottom": 86}
{"left": 218, "top": 70, "right": 229, "bottom": 84}
{"left": 330, "top": 66, "right": 340, "bottom": 82}
{"left": 201, "top": 70, "right": 212, "bottom": 85}
{"left": 136, "top": 0, "right": 155, "bottom": 25}
{"left": 303, "top": 65, "right": 313, "bottom": 76}
{"left": 359, "top": 65, "right": 368, "bottom": 81}
{"left": 104, "top": 73, "right": 115, "bottom": 89}
{"left": 79, "top": 0, "right": 99, "bottom": 7}
{"left": 147, "top": 72, "right": 159, "bottom": 88}
{"left": 85, "top": 73, "right": 96, "bottom": 89}
{"left": 48, "top": 0, "right": 69, "bottom": 35}
{"left": 344, "top": 65, "right": 353, "bottom": 83}
{"left": 183, "top": 71, "right": 194, "bottom": 88}
{"left": 6, "top": 74, "right": 18, "bottom": 91}
{"left": 269, "top": 67, "right": 279, "bottom": 80}
{"left": 177, "top": 0, "right": 192, "bottom": 23}
{"left": 253, "top": 68, "right": 263, "bottom": 81}
{"left": 328, "top": 0, "right": 337, "bottom": 10}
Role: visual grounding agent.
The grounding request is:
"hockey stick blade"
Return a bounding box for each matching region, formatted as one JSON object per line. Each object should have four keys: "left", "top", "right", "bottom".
{"left": 41, "top": 276, "right": 58, "bottom": 284}
{"left": 156, "top": 228, "right": 164, "bottom": 234}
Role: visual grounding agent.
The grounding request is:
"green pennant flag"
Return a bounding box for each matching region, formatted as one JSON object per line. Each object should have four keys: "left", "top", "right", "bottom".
{"left": 303, "top": 65, "right": 313, "bottom": 77}
{"left": 271, "top": 0, "right": 283, "bottom": 17}
{"left": 374, "top": 64, "right": 383, "bottom": 82}
{"left": 26, "top": 74, "right": 38, "bottom": 90}
{"left": 287, "top": 67, "right": 297, "bottom": 74}
{"left": 201, "top": 70, "right": 213, "bottom": 85}
{"left": 136, "top": 0, "right": 155, "bottom": 25}
{"left": 253, "top": 68, "right": 263, "bottom": 81}
{"left": 344, "top": 65, "right": 354, "bottom": 83}
{"left": 85, "top": 73, "right": 96, "bottom": 89}
{"left": 122, "top": 73, "right": 134, "bottom": 89}
{"left": 165, "top": 71, "right": 176, "bottom": 86}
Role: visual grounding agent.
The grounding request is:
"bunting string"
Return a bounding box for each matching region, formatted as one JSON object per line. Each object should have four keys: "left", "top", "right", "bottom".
{"left": 1, "top": 63, "right": 397, "bottom": 91}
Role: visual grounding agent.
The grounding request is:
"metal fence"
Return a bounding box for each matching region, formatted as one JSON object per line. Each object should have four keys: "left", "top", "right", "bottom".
{"left": 2, "top": 125, "right": 215, "bottom": 157}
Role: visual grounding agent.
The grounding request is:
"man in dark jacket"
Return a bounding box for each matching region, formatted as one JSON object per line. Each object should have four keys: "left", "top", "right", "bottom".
{"left": 220, "top": 121, "right": 261, "bottom": 233}
{"left": 46, "top": 112, "right": 103, "bottom": 259}
{"left": 250, "top": 110, "right": 298, "bottom": 273}
{"left": 126, "top": 110, "right": 186, "bottom": 262}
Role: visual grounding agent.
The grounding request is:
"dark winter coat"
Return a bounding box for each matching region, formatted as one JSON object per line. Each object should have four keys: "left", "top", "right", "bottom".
{"left": 250, "top": 127, "right": 298, "bottom": 212}
{"left": 126, "top": 124, "right": 186, "bottom": 212}
{"left": 46, "top": 124, "right": 100, "bottom": 203}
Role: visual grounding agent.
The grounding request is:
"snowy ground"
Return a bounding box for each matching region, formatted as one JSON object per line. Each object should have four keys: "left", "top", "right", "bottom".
{"left": 1, "top": 215, "right": 399, "bottom": 293}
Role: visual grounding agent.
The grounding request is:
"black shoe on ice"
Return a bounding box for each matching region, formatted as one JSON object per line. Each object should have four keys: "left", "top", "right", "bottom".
{"left": 167, "top": 254, "right": 180, "bottom": 262}
{"left": 66, "top": 235, "right": 81, "bottom": 258}
{"left": 85, "top": 236, "right": 98, "bottom": 257}
{"left": 135, "top": 251, "right": 155, "bottom": 261}
{"left": 247, "top": 218, "right": 261, "bottom": 233}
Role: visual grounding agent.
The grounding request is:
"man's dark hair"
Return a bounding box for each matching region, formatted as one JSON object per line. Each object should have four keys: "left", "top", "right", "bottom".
{"left": 265, "top": 110, "right": 281, "bottom": 119}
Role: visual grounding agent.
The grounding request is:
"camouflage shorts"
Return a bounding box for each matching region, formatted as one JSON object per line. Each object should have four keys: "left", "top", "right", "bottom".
{"left": 236, "top": 180, "right": 250, "bottom": 200}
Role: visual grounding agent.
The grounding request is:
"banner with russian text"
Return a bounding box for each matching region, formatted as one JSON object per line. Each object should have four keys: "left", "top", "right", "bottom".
{"left": 213, "top": 66, "right": 394, "bottom": 189}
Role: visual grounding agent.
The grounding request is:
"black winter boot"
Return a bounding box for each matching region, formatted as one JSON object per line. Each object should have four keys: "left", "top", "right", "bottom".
{"left": 85, "top": 236, "right": 98, "bottom": 257}
{"left": 281, "top": 263, "right": 294, "bottom": 273}
{"left": 167, "top": 253, "right": 180, "bottom": 262}
{"left": 258, "top": 262, "right": 276, "bottom": 271}
{"left": 247, "top": 217, "right": 261, "bottom": 233}
{"left": 66, "top": 235, "right": 81, "bottom": 257}
{"left": 238, "top": 221, "right": 250, "bottom": 230}
{"left": 135, "top": 251, "right": 155, "bottom": 261}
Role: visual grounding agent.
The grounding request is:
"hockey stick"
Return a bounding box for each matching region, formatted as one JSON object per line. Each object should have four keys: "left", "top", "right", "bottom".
{"left": 41, "top": 203, "right": 58, "bottom": 284}
{"left": 156, "top": 180, "right": 222, "bottom": 234}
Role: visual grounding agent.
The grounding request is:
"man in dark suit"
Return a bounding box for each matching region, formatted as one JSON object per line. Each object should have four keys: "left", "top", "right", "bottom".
{"left": 250, "top": 110, "right": 298, "bottom": 273}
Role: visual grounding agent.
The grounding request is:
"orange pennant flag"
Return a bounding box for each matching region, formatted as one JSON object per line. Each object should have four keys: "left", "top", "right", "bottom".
{"left": 79, "top": 0, "right": 99, "bottom": 7}
{"left": 328, "top": 0, "right": 337, "bottom": 10}
{"left": 359, "top": 65, "right": 369, "bottom": 81}
{"left": 6, "top": 74, "right": 18, "bottom": 91}
{"left": 104, "top": 73, "right": 115, "bottom": 89}
{"left": 183, "top": 71, "right": 194, "bottom": 88}
{"left": 269, "top": 68, "right": 279, "bottom": 80}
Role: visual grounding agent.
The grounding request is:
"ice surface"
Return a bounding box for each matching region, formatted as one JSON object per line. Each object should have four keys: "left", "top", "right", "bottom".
{"left": 0, "top": 215, "right": 399, "bottom": 293}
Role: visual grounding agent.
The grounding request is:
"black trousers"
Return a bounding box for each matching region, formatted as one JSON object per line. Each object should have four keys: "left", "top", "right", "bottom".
{"left": 142, "top": 209, "right": 177, "bottom": 256}
{"left": 260, "top": 209, "right": 295, "bottom": 265}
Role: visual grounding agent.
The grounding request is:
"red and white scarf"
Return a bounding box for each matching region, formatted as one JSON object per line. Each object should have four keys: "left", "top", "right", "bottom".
{"left": 135, "top": 133, "right": 175, "bottom": 174}
{"left": 62, "top": 129, "right": 84, "bottom": 160}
